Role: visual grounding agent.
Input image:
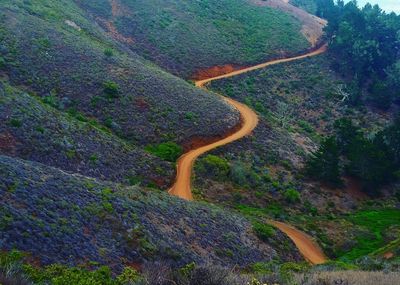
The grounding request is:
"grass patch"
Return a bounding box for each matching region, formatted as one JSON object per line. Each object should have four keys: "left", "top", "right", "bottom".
{"left": 340, "top": 209, "right": 400, "bottom": 260}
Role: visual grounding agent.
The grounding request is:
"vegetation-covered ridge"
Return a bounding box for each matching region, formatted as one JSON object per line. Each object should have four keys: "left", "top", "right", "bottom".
{"left": 0, "top": 0, "right": 239, "bottom": 147}
{"left": 0, "top": 155, "right": 303, "bottom": 271}
{"left": 0, "top": 79, "right": 173, "bottom": 188}
{"left": 77, "top": 0, "right": 310, "bottom": 77}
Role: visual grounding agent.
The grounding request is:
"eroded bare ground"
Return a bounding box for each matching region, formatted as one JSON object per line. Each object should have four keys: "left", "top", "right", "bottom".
{"left": 97, "top": 0, "right": 135, "bottom": 44}
{"left": 250, "top": 0, "right": 327, "bottom": 46}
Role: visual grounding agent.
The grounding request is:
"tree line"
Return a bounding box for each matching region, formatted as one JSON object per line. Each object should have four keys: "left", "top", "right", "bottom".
{"left": 306, "top": 118, "right": 400, "bottom": 195}
{"left": 316, "top": 0, "right": 400, "bottom": 109}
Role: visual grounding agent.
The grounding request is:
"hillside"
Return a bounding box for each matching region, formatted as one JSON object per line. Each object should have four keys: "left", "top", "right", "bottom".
{"left": 1, "top": 0, "right": 400, "bottom": 284}
{"left": 76, "top": 0, "right": 311, "bottom": 77}
{"left": 0, "top": 0, "right": 239, "bottom": 147}
{"left": 194, "top": 53, "right": 398, "bottom": 262}
{"left": 0, "top": 80, "right": 173, "bottom": 188}
{"left": 0, "top": 155, "right": 301, "bottom": 270}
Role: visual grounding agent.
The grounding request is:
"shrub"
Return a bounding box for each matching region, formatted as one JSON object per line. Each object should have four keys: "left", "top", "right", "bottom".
{"left": 9, "top": 118, "right": 22, "bottom": 128}
{"left": 103, "top": 81, "right": 119, "bottom": 99}
{"left": 197, "top": 155, "right": 230, "bottom": 180}
{"left": 145, "top": 142, "right": 183, "bottom": 162}
{"left": 253, "top": 222, "right": 276, "bottom": 241}
{"left": 104, "top": 48, "right": 114, "bottom": 57}
{"left": 185, "top": 111, "right": 197, "bottom": 121}
{"left": 283, "top": 188, "right": 300, "bottom": 203}
{"left": 0, "top": 57, "right": 6, "bottom": 68}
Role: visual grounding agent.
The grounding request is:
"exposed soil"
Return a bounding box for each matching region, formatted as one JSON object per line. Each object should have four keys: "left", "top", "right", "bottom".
{"left": 268, "top": 220, "right": 327, "bottom": 264}
{"left": 195, "top": 44, "right": 327, "bottom": 87}
{"left": 169, "top": 45, "right": 329, "bottom": 264}
{"left": 97, "top": 0, "right": 134, "bottom": 44}
{"left": 192, "top": 64, "right": 239, "bottom": 81}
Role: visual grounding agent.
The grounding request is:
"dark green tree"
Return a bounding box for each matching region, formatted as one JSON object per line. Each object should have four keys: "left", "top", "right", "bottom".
{"left": 346, "top": 134, "right": 395, "bottom": 194}
{"left": 334, "top": 118, "right": 360, "bottom": 155}
{"left": 305, "top": 136, "right": 342, "bottom": 186}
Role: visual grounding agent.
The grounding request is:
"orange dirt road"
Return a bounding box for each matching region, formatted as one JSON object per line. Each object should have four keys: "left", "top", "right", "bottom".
{"left": 168, "top": 97, "right": 259, "bottom": 200}
{"left": 169, "top": 44, "right": 327, "bottom": 200}
{"left": 195, "top": 44, "right": 327, "bottom": 87}
{"left": 268, "top": 220, "right": 327, "bottom": 264}
{"left": 168, "top": 45, "right": 328, "bottom": 265}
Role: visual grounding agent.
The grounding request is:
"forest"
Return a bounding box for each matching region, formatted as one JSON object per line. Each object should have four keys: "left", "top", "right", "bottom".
{"left": 316, "top": 0, "right": 400, "bottom": 108}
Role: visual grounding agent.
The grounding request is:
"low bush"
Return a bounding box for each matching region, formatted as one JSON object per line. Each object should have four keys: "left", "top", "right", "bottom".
{"left": 283, "top": 188, "right": 300, "bottom": 203}
{"left": 253, "top": 222, "right": 276, "bottom": 241}
{"left": 103, "top": 81, "right": 120, "bottom": 99}
{"left": 197, "top": 155, "right": 230, "bottom": 180}
{"left": 145, "top": 142, "right": 183, "bottom": 162}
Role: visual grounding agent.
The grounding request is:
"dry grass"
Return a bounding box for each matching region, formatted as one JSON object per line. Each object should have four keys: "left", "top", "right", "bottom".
{"left": 296, "top": 270, "right": 400, "bottom": 285}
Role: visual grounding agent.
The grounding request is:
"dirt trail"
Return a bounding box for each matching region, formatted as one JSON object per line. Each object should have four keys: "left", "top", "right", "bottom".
{"left": 195, "top": 44, "right": 327, "bottom": 87}
{"left": 268, "top": 220, "right": 327, "bottom": 264}
{"left": 169, "top": 97, "right": 258, "bottom": 199}
{"left": 168, "top": 44, "right": 328, "bottom": 264}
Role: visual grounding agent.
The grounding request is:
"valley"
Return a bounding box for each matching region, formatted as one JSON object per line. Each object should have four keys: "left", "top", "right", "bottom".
{"left": 0, "top": 0, "right": 399, "bottom": 284}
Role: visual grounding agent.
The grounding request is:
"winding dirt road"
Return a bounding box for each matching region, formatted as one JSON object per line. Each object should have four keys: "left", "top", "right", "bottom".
{"left": 269, "top": 220, "right": 327, "bottom": 264}
{"left": 195, "top": 44, "right": 327, "bottom": 87}
{"left": 168, "top": 45, "right": 328, "bottom": 264}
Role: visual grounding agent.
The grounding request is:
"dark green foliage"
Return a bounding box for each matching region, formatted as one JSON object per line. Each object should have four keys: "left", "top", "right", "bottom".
{"left": 305, "top": 136, "right": 342, "bottom": 187}
{"left": 346, "top": 134, "right": 395, "bottom": 193}
{"left": 0, "top": 56, "right": 5, "bottom": 68}
{"left": 334, "top": 118, "right": 360, "bottom": 155}
{"left": 310, "top": 118, "right": 400, "bottom": 194}
{"left": 104, "top": 48, "right": 114, "bottom": 57}
{"left": 145, "top": 142, "right": 183, "bottom": 162}
{"left": 319, "top": 0, "right": 400, "bottom": 108}
{"left": 336, "top": 118, "right": 399, "bottom": 193}
{"left": 9, "top": 118, "right": 22, "bottom": 128}
{"left": 253, "top": 222, "right": 276, "bottom": 241}
{"left": 283, "top": 188, "right": 301, "bottom": 203}
{"left": 197, "top": 155, "right": 230, "bottom": 181}
{"left": 103, "top": 81, "right": 119, "bottom": 99}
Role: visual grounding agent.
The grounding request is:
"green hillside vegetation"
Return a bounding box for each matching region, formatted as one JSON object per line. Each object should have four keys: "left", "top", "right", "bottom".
{"left": 1, "top": 0, "right": 400, "bottom": 283}
{"left": 290, "top": 0, "right": 318, "bottom": 14}
{"left": 201, "top": 54, "right": 386, "bottom": 202}
{"left": 0, "top": 155, "right": 300, "bottom": 271}
{"left": 0, "top": 0, "right": 239, "bottom": 147}
{"left": 0, "top": 80, "right": 173, "bottom": 188}
{"left": 318, "top": 0, "right": 400, "bottom": 109}
{"left": 78, "top": 0, "right": 310, "bottom": 77}
{"left": 192, "top": 53, "right": 397, "bottom": 262}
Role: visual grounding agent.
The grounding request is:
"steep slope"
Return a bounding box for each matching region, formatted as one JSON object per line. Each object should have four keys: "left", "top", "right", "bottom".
{"left": 0, "top": 155, "right": 301, "bottom": 270}
{"left": 0, "top": 0, "right": 239, "bottom": 147}
{"left": 251, "top": 0, "right": 326, "bottom": 47}
{"left": 76, "top": 0, "right": 310, "bottom": 77}
{"left": 0, "top": 80, "right": 172, "bottom": 187}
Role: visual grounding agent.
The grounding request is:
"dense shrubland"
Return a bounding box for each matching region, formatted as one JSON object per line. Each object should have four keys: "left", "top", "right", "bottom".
{"left": 77, "top": 0, "right": 309, "bottom": 77}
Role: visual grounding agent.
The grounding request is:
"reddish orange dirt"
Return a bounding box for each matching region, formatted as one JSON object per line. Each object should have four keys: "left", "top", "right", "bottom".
{"left": 168, "top": 43, "right": 329, "bottom": 264}
{"left": 268, "top": 220, "right": 327, "bottom": 264}
{"left": 192, "top": 64, "right": 238, "bottom": 81}
{"left": 383, "top": 252, "right": 394, "bottom": 259}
